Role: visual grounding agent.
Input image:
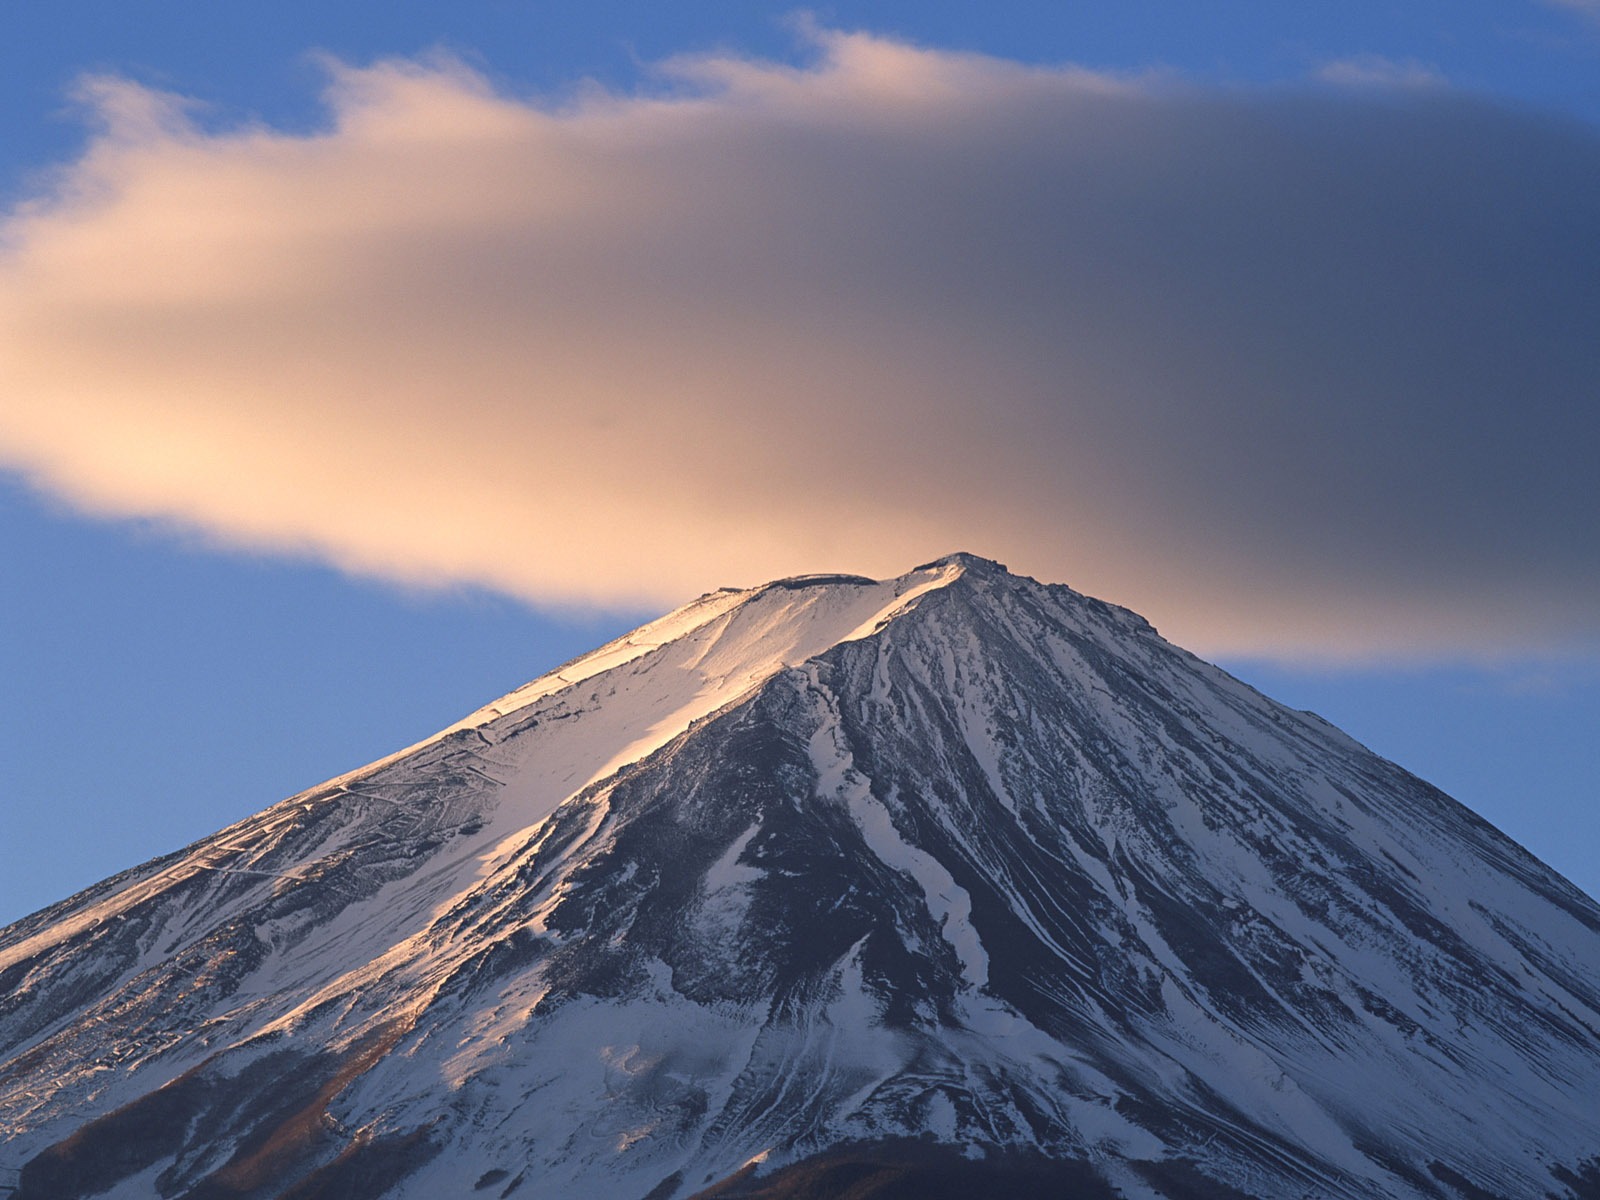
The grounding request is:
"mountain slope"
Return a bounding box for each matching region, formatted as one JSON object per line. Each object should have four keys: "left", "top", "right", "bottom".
{"left": 3, "top": 555, "right": 1598, "bottom": 1199}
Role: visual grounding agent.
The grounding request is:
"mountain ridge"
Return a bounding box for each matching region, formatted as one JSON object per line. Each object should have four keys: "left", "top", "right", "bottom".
{"left": 3, "top": 555, "right": 1598, "bottom": 1199}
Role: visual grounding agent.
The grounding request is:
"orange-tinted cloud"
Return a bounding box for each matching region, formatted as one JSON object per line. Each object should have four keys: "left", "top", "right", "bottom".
{"left": 3, "top": 32, "right": 1598, "bottom": 660}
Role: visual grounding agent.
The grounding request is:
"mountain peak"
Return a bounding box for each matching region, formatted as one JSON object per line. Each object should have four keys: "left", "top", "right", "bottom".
{"left": 4, "top": 558, "right": 1599, "bottom": 1200}
{"left": 913, "top": 550, "right": 1008, "bottom": 575}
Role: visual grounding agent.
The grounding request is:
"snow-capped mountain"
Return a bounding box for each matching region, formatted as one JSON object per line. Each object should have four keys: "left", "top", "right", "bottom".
{"left": 3, "top": 554, "right": 1598, "bottom": 1199}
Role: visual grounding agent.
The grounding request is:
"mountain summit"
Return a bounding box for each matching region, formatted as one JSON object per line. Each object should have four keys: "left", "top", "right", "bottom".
{"left": 3, "top": 557, "right": 1598, "bottom": 1199}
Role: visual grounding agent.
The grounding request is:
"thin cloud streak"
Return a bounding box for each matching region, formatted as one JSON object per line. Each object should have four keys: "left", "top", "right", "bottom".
{"left": 2, "top": 31, "right": 1597, "bottom": 660}
{"left": 1314, "top": 55, "right": 1446, "bottom": 88}
{"left": 1545, "top": 0, "right": 1600, "bottom": 18}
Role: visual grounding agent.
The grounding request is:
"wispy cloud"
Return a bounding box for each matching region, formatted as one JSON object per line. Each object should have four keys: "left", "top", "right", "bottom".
{"left": 1544, "top": 0, "right": 1600, "bottom": 20}
{"left": 1315, "top": 55, "right": 1446, "bottom": 88}
{"left": 3, "top": 31, "right": 1598, "bottom": 660}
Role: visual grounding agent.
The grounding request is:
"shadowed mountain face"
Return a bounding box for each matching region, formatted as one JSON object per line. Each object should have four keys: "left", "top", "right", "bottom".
{"left": 3, "top": 555, "right": 1598, "bottom": 1199}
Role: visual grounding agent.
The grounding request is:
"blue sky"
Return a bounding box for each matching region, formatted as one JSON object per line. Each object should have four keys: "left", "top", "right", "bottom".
{"left": 3, "top": 1, "right": 1598, "bottom": 922}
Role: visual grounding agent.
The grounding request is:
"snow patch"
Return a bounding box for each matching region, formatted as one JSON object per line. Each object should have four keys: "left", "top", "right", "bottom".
{"left": 704, "top": 822, "right": 764, "bottom": 892}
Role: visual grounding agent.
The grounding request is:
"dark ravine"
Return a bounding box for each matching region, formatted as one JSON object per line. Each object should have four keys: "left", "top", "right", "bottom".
{"left": 2, "top": 555, "right": 1598, "bottom": 1198}
{"left": 686, "top": 1140, "right": 1122, "bottom": 1200}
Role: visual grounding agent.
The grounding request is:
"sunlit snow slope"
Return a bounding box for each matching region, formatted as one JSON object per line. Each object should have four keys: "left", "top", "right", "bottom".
{"left": 2, "top": 555, "right": 1598, "bottom": 1200}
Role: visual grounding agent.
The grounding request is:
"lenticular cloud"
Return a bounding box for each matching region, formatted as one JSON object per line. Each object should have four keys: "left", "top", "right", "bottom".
{"left": 3, "top": 30, "right": 1597, "bottom": 658}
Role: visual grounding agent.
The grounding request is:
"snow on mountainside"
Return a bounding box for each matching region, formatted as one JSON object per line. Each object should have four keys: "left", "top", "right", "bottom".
{"left": 2, "top": 554, "right": 1598, "bottom": 1200}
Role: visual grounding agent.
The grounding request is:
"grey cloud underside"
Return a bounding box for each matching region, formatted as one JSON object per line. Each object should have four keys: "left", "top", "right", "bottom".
{"left": 703, "top": 87, "right": 1600, "bottom": 587}
{"left": 2, "top": 558, "right": 1597, "bottom": 1198}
